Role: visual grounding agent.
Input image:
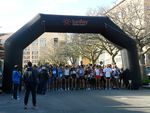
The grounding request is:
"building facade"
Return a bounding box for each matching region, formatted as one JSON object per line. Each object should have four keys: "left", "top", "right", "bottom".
{"left": 0, "top": 33, "right": 67, "bottom": 66}
{"left": 23, "top": 32, "right": 67, "bottom": 66}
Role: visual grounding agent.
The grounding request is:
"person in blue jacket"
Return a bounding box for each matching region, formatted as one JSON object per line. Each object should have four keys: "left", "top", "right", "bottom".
{"left": 12, "top": 65, "right": 21, "bottom": 100}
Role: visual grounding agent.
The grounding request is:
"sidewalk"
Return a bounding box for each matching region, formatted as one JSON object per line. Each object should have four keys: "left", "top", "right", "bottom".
{"left": 0, "top": 89, "right": 150, "bottom": 113}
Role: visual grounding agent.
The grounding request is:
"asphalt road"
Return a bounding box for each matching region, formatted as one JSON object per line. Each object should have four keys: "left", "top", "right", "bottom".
{"left": 0, "top": 89, "right": 150, "bottom": 113}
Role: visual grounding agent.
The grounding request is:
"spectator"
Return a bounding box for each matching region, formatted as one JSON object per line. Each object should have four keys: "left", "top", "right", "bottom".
{"left": 12, "top": 65, "right": 21, "bottom": 100}
{"left": 23, "top": 62, "right": 38, "bottom": 109}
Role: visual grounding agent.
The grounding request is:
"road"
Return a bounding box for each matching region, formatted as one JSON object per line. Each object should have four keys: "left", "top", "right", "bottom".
{"left": 0, "top": 89, "right": 150, "bottom": 113}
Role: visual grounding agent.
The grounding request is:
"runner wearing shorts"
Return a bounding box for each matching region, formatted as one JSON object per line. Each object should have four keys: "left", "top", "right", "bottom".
{"left": 64, "top": 66, "right": 70, "bottom": 90}
{"left": 95, "top": 66, "right": 101, "bottom": 89}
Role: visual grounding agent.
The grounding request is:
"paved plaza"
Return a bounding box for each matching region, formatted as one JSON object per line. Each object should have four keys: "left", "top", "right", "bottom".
{"left": 0, "top": 89, "right": 150, "bottom": 113}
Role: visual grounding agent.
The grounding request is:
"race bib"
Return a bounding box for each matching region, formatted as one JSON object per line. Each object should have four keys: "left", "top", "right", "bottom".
{"left": 53, "top": 70, "right": 56, "bottom": 74}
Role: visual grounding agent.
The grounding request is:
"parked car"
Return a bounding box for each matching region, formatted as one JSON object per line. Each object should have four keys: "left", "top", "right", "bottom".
{"left": 146, "top": 67, "right": 150, "bottom": 79}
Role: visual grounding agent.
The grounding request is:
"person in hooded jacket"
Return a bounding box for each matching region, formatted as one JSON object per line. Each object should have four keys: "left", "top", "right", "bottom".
{"left": 23, "top": 62, "right": 38, "bottom": 109}
{"left": 12, "top": 65, "right": 21, "bottom": 100}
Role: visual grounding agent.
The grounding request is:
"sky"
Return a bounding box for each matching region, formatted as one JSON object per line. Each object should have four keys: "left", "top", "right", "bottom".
{"left": 0, "top": 0, "right": 116, "bottom": 33}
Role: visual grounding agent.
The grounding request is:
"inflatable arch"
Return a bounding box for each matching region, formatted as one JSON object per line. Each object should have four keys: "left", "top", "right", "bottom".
{"left": 3, "top": 14, "right": 141, "bottom": 92}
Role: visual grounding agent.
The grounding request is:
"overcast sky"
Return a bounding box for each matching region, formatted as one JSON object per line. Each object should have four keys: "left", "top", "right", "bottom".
{"left": 0, "top": 0, "right": 116, "bottom": 33}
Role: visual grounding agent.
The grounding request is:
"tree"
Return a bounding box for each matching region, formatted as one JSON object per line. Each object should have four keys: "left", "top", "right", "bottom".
{"left": 86, "top": 8, "right": 121, "bottom": 65}
{"left": 39, "top": 34, "right": 81, "bottom": 65}
{"left": 60, "top": 42, "right": 80, "bottom": 65}
{"left": 58, "top": 33, "right": 104, "bottom": 65}
{"left": 97, "top": 34, "right": 120, "bottom": 64}
{"left": 103, "top": 0, "right": 150, "bottom": 79}
{"left": 39, "top": 37, "right": 68, "bottom": 65}
{"left": 79, "top": 35, "right": 103, "bottom": 65}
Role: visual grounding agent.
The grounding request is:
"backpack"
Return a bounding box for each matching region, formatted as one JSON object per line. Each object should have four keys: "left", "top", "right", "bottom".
{"left": 40, "top": 69, "right": 49, "bottom": 81}
{"left": 116, "top": 69, "right": 120, "bottom": 76}
{"left": 24, "top": 68, "right": 36, "bottom": 83}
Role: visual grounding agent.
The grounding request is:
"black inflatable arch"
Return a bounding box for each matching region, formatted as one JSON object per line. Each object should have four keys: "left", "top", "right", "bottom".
{"left": 3, "top": 14, "right": 141, "bottom": 92}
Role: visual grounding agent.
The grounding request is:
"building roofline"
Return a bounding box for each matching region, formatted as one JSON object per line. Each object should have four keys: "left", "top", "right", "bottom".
{"left": 0, "top": 33, "right": 9, "bottom": 37}
{"left": 105, "top": 0, "right": 126, "bottom": 14}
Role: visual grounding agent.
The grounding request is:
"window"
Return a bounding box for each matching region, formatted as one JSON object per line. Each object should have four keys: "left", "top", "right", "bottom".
{"left": 32, "top": 51, "right": 38, "bottom": 54}
{"left": 24, "top": 51, "right": 30, "bottom": 55}
{"left": 32, "top": 40, "right": 38, "bottom": 46}
{"left": 40, "top": 39, "right": 46, "bottom": 47}
{"left": 54, "top": 38, "right": 58, "bottom": 46}
{"left": 32, "top": 56, "right": 38, "bottom": 59}
{"left": 32, "top": 47, "right": 38, "bottom": 51}
{"left": 23, "top": 56, "right": 30, "bottom": 59}
{"left": 24, "top": 60, "right": 30, "bottom": 63}
{"left": 32, "top": 60, "right": 38, "bottom": 63}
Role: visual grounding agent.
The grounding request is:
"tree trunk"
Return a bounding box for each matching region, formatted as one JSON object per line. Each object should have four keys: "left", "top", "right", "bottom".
{"left": 92, "top": 59, "right": 96, "bottom": 65}
{"left": 111, "top": 55, "right": 116, "bottom": 65}
{"left": 71, "top": 57, "right": 77, "bottom": 65}
{"left": 139, "top": 53, "right": 147, "bottom": 80}
{"left": 73, "top": 59, "right": 77, "bottom": 65}
{"left": 91, "top": 59, "right": 94, "bottom": 65}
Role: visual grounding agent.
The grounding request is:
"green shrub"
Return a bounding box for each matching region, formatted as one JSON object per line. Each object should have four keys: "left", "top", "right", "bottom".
{"left": 142, "top": 79, "right": 150, "bottom": 85}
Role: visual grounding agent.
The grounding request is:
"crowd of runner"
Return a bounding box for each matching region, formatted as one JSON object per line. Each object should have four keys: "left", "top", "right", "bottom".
{"left": 22, "top": 63, "right": 129, "bottom": 94}
{"left": 11, "top": 62, "right": 131, "bottom": 109}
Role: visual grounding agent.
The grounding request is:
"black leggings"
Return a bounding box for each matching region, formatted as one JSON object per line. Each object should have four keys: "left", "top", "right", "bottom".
{"left": 24, "top": 84, "right": 37, "bottom": 106}
{"left": 13, "top": 84, "right": 19, "bottom": 99}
